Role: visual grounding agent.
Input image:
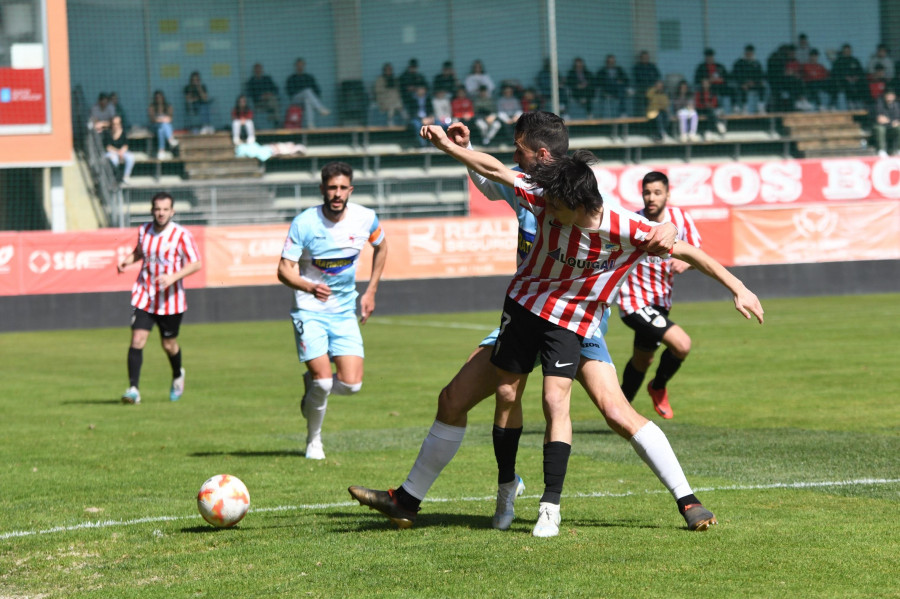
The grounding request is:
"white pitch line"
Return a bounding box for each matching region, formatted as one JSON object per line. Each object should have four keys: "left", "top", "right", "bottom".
{"left": 2, "top": 478, "right": 897, "bottom": 542}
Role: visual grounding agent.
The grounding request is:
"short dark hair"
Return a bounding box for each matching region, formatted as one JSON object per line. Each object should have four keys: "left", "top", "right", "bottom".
{"left": 704, "top": 48, "right": 715, "bottom": 56}
{"left": 642, "top": 170, "right": 669, "bottom": 191}
{"left": 321, "top": 161, "right": 353, "bottom": 185}
{"left": 745, "top": 44, "right": 755, "bottom": 52}
{"left": 526, "top": 149, "right": 603, "bottom": 214}
{"left": 514, "top": 111, "right": 569, "bottom": 159}
{"left": 151, "top": 191, "right": 174, "bottom": 208}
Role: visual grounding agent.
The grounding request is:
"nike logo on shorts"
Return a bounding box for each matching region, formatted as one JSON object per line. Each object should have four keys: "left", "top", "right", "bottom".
{"left": 554, "top": 361, "right": 573, "bottom": 368}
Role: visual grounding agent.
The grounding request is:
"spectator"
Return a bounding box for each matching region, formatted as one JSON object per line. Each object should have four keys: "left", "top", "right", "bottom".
{"left": 831, "top": 44, "right": 868, "bottom": 110}
{"left": 802, "top": 49, "right": 832, "bottom": 109}
{"left": 431, "top": 88, "right": 453, "bottom": 127}
{"left": 465, "top": 59, "right": 495, "bottom": 97}
{"left": 407, "top": 85, "right": 442, "bottom": 148}
{"left": 672, "top": 80, "right": 698, "bottom": 141}
{"left": 535, "top": 57, "right": 558, "bottom": 110}
{"left": 286, "top": 58, "right": 330, "bottom": 128}
{"left": 373, "top": 62, "right": 406, "bottom": 126}
{"left": 246, "top": 62, "right": 280, "bottom": 127}
{"left": 596, "top": 54, "right": 631, "bottom": 117}
{"left": 767, "top": 45, "right": 805, "bottom": 111}
{"left": 496, "top": 84, "right": 523, "bottom": 127}
{"left": 521, "top": 87, "right": 540, "bottom": 112}
{"left": 695, "top": 78, "right": 726, "bottom": 137}
{"left": 89, "top": 92, "right": 115, "bottom": 132}
{"left": 398, "top": 58, "right": 428, "bottom": 110}
{"left": 867, "top": 44, "right": 895, "bottom": 80}
{"left": 633, "top": 50, "right": 662, "bottom": 117}
{"left": 231, "top": 94, "right": 255, "bottom": 145}
{"left": 784, "top": 46, "right": 814, "bottom": 111}
{"left": 184, "top": 71, "right": 214, "bottom": 134}
{"left": 450, "top": 85, "right": 474, "bottom": 126}
{"left": 108, "top": 91, "right": 130, "bottom": 131}
{"left": 872, "top": 88, "right": 900, "bottom": 157}
{"left": 472, "top": 85, "right": 501, "bottom": 145}
{"left": 732, "top": 44, "right": 767, "bottom": 113}
{"left": 693, "top": 48, "right": 731, "bottom": 113}
{"left": 645, "top": 79, "right": 671, "bottom": 142}
{"left": 103, "top": 115, "right": 134, "bottom": 184}
{"left": 795, "top": 33, "right": 812, "bottom": 64}
{"left": 147, "top": 90, "right": 178, "bottom": 160}
{"left": 566, "top": 57, "right": 596, "bottom": 117}
{"left": 433, "top": 61, "right": 459, "bottom": 97}
{"left": 869, "top": 65, "right": 889, "bottom": 104}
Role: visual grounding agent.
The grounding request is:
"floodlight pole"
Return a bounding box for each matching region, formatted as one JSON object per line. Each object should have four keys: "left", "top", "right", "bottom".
{"left": 548, "top": 0, "right": 560, "bottom": 115}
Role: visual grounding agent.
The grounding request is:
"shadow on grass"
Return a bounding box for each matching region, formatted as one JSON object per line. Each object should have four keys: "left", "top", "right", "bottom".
{"left": 189, "top": 450, "right": 305, "bottom": 458}
{"left": 62, "top": 399, "right": 122, "bottom": 405}
{"left": 180, "top": 525, "right": 248, "bottom": 534}
{"left": 521, "top": 427, "right": 615, "bottom": 437}
{"left": 331, "top": 510, "right": 491, "bottom": 531}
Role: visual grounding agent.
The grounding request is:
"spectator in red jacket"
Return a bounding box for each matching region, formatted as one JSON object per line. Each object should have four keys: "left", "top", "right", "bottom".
{"left": 695, "top": 79, "right": 726, "bottom": 137}
{"left": 801, "top": 49, "right": 832, "bottom": 109}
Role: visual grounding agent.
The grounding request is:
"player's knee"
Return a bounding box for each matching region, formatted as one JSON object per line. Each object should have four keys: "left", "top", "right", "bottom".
{"left": 671, "top": 336, "right": 691, "bottom": 359}
{"left": 331, "top": 377, "right": 361, "bottom": 396}
{"left": 311, "top": 376, "right": 333, "bottom": 395}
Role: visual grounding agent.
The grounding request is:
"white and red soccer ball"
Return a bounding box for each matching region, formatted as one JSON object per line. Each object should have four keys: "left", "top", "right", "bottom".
{"left": 197, "top": 474, "right": 250, "bottom": 528}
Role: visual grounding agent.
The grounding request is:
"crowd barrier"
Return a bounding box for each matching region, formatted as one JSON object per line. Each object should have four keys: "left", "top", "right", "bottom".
{"left": 2, "top": 156, "right": 899, "bottom": 297}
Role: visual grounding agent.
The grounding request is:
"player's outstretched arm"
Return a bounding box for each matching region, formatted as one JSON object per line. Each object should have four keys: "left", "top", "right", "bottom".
{"left": 671, "top": 241, "right": 764, "bottom": 324}
{"left": 420, "top": 125, "right": 516, "bottom": 188}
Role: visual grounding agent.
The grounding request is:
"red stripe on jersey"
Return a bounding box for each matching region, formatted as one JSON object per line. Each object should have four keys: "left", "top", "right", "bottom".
{"left": 130, "top": 222, "right": 200, "bottom": 315}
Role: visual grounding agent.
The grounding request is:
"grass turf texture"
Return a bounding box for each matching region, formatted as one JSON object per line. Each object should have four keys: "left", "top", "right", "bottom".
{"left": 1, "top": 293, "right": 898, "bottom": 598}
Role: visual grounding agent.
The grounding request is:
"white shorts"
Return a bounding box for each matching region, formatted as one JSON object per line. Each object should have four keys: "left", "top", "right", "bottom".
{"left": 479, "top": 308, "right": 612, "bottom": 365}
{"left": 292, "top": 310, "right": 364, "bottom": 363}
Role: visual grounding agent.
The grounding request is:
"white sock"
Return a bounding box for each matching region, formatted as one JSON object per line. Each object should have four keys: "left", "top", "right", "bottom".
{"left": 402, "top": 420, "right": 466, "bottom": 500}
{"left": 629, "top": 421, "right": 693, "bottom": 500}
{"left": 331, "top": 375, "right": 361, "bottom": 395}
{"left": 305, "top": 376, "right": 332, "bottom": 442}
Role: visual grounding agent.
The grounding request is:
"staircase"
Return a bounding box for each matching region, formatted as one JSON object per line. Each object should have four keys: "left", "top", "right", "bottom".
{"left": 177, "top": 132, "right": 264, "bottom": 179}
{"left": 784, "top": 112, "right": 871, "bottom": 158}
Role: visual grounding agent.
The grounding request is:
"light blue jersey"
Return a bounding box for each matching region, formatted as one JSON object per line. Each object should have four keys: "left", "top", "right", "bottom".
{"left": 281, "top": 203, "right": 385, "bottom": 319}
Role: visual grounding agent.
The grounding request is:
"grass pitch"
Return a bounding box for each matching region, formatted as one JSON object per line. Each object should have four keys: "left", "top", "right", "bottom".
{"left": 1, "top": 293, "right": 898, "bottom": 598}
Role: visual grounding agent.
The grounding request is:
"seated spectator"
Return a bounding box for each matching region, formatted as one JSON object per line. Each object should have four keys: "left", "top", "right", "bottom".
{"left": 732, "top": 45, "right": 767, "bottom": 113}
{"left": 869, "top": 65, "right": 889, "bottom": 104}
{"left": 450, "top": 85, "right": 474, "bottom": 126}
{"left": 633, "top": 50, "right": 661, "bottom": 117}
{"left": 108, "top": 91, "right": 130, "bottom": 131}
{"left": 286, "top": 58, "right": 330, "bottom": 128}
{"left": 867, "top": 44, "right": 895, "bottom": 81}
{"left": 596, "top": 54, "right": 631, "bottom": 117}
{"left": 473, "top": 85, "right": 501, "bottom": 144}
{"left": 433, "top": 61, "right": 459, "bottom": 97}
{"left": 566, "top": 57, "right": 596, "bottom": 117}
{"left": 373, "top": 62, "right": 406, "bottom": 126}
{"left": 465, "top": 59, "right": 495, "bottom": 97}
{"left": 535, "top": 57, "right": 557, "bottom": 110}
{"left": 496, "top": 84, "right": 523, "bottom": 127}
{"left": 767, "top": 44, "right": 805, "bottom": 111}
{"left": 802, "top": 49, "right": 832, "bottom": 109}
{"left": 695, "top": 78, "right": 726, "bottom": 137}
{"left": 694, "top": 48, "right": 732, "bottom": 113}
{"left": 246, "top": 63, "right": 280, "bottom": 127}
{"left": 231, "top": 94, "right": 255, "bottom": 145}
{"left": 147, "top": 90, "right": 178, "bottom": 159}
{"left": 407, "top": 85, "right": 444, "bottom": 148}
{"left": 431, "top": 88, "right": 453, "bottom": 127}
{"left": 521, "top": 87, "right": 540, "bottom": 112}
{"left": 89, "top": 92, "right": 115, "bottom": 132}
{"left": 672, "top": 80, "right": 698, "bottom": 141}
{"left": 103, "top": 115, "right": 134, "bottom": 184}
{"left": 872, "top": 88, "right": 900, "bottom": 156}
{"left": 645, "top": 79, "right": 671, "bottom": 142}
{"left": 831, "top": 44, "right": 868, "bottom": 110}
{"left": 184, "top": 71, "right": 214, "bottom": 133}
{"left": 399, "top": 58, "right": 428, "bottom": 110}
{"left": 795, "top": 33, "right": 813, "bottom": 65}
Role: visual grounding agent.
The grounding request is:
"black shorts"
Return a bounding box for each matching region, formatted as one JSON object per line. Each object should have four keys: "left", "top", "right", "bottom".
{"left": 490, "top": 296, "right": 583, "bottom": 379}
{"left": 620, "top": 305, "right": 674, "bottom": 352}
{"left": 132, "top": 308, "right": 184, "bottom": 339}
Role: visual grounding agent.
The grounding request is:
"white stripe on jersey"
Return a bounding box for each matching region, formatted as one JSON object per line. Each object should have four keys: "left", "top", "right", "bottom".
{"left": 510, "top": 178, "right": 654, "bottom": 339}
{"left": 617, "top": 206, "right": 701, "bottom": 314}
{"left": 131, "top": 222, "right": 201, "bottom": 315}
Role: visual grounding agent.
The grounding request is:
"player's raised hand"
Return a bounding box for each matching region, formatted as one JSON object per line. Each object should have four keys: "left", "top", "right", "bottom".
{"left": 642, "top": 222, "right": 677, "bottom": 256}
{"left": 420, "top": 125, "right": 453, "bottom": 151}
{"left": 734, "top": 286, "right": 765, "bottom": 324}
{"left": 447, "top": 122, "right": 471, "bottom": 147}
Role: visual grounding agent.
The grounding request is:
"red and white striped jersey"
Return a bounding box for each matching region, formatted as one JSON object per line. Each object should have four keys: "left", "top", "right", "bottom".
{"left": 509, "top": 176, "right": 656, "bottom": 338}
{"left": 130, "top": 221, "right": 201, "bottom": 315}
{"left": 617, "top": 206, "right": 701, "bottom": 314}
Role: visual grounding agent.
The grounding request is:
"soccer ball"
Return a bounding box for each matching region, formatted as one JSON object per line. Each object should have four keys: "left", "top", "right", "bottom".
{"left": 197, "top": 474, "right": 250, "bottom": 528}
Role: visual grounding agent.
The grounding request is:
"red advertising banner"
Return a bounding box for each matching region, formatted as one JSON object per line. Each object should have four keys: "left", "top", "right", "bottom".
{"left": 204, "top": 224, "right": 286, "bottom": 287}
{"left": 0, "top": 68, "right": 47, "bottom": 126}
{"left": 0, "top": 232, "right": 23, "bottom": 295}
{"left": 731, "top": 201, "right": 900, "bottom": 265}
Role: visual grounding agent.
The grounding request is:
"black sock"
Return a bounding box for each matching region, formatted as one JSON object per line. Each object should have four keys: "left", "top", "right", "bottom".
{"left": 540, "top": 441, "right": 571, "bottom": 505}
{"left": 651, "top": 348, "right": 683, "bottom": 390}
{"left": 492, "top": 425, "right": 523, "bottom": 485}
{"left": 677, "top": 494, "right": 701, "bottom": 513}
{"left": 621, "top": 359, "right": 646, "bottom": 402}
{"left": 127, "top": 347, "right": 142, "bottom": 388}
{"left": 395, "top": 485, "right": 421, "bottom": 512}
{"left": 168, "top": 349, "right": 182, "bottom": 379}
